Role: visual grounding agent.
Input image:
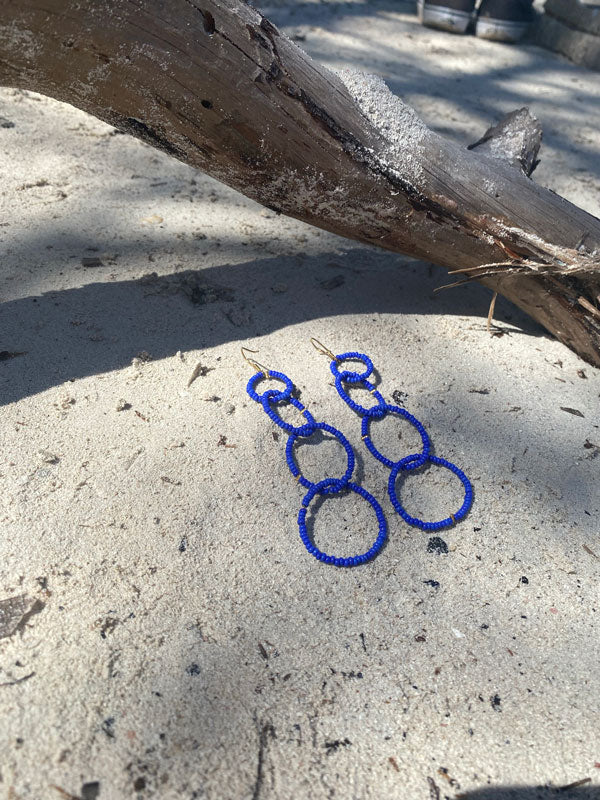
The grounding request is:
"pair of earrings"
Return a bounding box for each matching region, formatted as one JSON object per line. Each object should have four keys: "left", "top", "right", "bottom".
{"left": 243, "top": 340, "right": 473, "bottom": 568}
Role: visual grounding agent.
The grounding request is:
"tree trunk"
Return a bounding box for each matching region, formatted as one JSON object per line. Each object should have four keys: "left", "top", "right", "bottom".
{"left": 1, "top": 0, "right": 600, "bottom": 364}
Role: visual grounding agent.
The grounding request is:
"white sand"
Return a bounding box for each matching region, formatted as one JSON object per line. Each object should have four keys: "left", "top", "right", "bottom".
{"left": 1, "top": 1, "right": 600, "bottom": 798}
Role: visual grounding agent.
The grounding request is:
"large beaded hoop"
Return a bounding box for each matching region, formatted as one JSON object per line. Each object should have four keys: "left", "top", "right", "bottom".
{"left": 298, "top": 479, "right": 387, "bottom": 566}
{"left": 388, "top": 454, "right": 473, "bottom": 530}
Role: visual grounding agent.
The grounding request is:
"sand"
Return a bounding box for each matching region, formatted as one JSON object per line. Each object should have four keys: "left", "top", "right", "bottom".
{"left": 1, "top": 1, "right": 599, "bottom": 798}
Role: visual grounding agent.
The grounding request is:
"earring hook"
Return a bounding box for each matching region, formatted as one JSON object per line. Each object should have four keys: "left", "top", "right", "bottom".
{"left": 241, "top": 347, "right": 270, "bottom": 378}
{"left": 310, "top": 337, "right": 338, "bottom": 362}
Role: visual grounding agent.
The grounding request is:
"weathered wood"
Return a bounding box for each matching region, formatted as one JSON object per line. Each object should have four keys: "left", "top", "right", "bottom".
{"left": 468, "top": 108, "right": 542, "bottom": 177}
{"left": 1, "top": 0, "right": 600, "bottom": 364}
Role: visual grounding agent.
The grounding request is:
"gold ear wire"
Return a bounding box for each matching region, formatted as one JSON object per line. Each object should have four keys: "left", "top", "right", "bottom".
{"left": 310, "top": 337, "right": 338, "bottom": 362}
{"left": 241, "top": 347, "right": 270, "bottom": 378}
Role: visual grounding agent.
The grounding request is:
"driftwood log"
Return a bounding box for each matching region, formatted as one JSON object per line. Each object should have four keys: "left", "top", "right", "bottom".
{"left": 1, "top": 0, "right": 600, "bottom": 364}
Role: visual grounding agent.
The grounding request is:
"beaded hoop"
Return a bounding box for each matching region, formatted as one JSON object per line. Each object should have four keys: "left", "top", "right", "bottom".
{"left": 298, "top": 478, "right": 387, "bottom": 566}
{"left": 260, "top": 395, "right": 317, "bottom": 436}
{"left": 247, "top": 370, "right": 293, "bottom": 403}
{"left": 361, "top": 403, "right": 430, "bottom": 470}
{"left": 286, "top": 422, "right": 355, "bottom": 494}
{"left": 334, "top": 375, "right": 387, "bottom": 418}
{"left": 330, "top": 352, "right": 374, "bottom": 384}
{"left": 388, "top": 454, "right": 473, "bottom": 530}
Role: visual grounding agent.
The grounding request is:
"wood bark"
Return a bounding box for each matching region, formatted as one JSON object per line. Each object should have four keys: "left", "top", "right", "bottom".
{"left": 1, "top": 0, "right": 600, "bottom": 364}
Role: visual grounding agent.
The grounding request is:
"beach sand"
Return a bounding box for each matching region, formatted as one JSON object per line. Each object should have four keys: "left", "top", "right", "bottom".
{"left": 1, "top": 1, "right": 599, "bottom": 798}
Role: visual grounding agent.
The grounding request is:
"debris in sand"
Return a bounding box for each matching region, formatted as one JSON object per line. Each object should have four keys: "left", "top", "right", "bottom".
{"left": 187, "top": 362, "right": 214, "bottom": 387}
{"left": 38, "top": 450, "right": 59, "bottom": 464}
{"left": 560, "top": 406, "right": 584, "bottom": 417}
{"left": 81, "top": 256, "right": 103, "bottom": 268}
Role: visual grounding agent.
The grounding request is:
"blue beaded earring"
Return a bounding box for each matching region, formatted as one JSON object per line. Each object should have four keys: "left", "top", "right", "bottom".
{"left": 242, "top": 347, "right": 387, "bottom": 567}
{"left": 310, "top": 340, "right": 473, "bottom": 531}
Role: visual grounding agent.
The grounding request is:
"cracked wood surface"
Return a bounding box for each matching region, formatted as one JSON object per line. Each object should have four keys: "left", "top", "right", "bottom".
{"left": 1, "top": 0, "right": 600, "bottom": 363}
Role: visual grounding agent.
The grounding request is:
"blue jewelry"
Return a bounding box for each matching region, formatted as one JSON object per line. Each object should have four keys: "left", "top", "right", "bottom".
{"left": 388, "top": 455, "right": 472, "bottom": 530}
{"left": 286, "top": 422, "right": 355, "bottom": 494}
{"left": 311, "top": 340, "right": 473, "bottom": 530}
{"left": 298, "top": 479, "right": 386, "bottom": 566}
{"left": 243, "top": 348, "right": 387, "bottom": 567}
{"left": 361, "top": 404, "right": 430, "bottom": 470}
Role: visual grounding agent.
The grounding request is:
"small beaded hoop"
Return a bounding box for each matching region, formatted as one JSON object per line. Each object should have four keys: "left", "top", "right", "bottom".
{"left": 388, "top": 454, "right": 473, "bottom": 530}
{"left": 286, "top": 422, "right": 355, "bottom": 494}
{"left": 330, "top": 352, "right": 374, "bottom": 385}
{"left": 361, "top": 403, "right": 430, "bottom": 470}
{"left": 247, "top": 370, "right": 293, "bottom": 404}
{"left": 298, "top": 478, "right": 387, "bottom": 566}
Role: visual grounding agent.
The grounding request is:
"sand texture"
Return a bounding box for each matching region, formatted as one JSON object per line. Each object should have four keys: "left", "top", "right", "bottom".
{"left": 1, "top": 1, "right": 599, "bottom": 798}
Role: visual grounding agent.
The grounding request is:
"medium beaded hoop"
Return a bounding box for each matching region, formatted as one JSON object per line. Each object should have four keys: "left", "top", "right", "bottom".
{"left": 334, "top": 376, "right": 387, "bottom": 418}
{"left": 361, "top": 403, "right": 430, "bottom": 470}
{"left": 260, "top": 394, "right": 317, "bottom": 436}
{"left": 286, "top": 422, "right": 355, "bottom": 494}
